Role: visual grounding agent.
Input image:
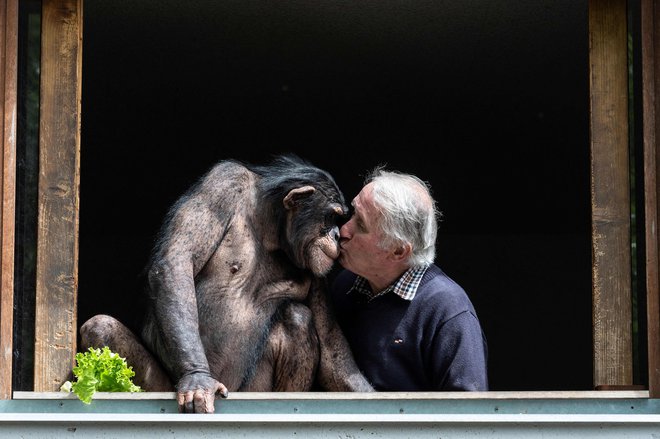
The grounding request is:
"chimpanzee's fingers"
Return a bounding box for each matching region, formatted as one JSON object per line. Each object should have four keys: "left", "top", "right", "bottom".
{"left": 217, "top": 382, "right": 229, "bottom": 399}
{"left": 193, "top": 389, "right": 215, "bottom": 413}
{"left": 176, "top": 377, "right": 226, "bottom": 413}
{"left": 176, "top": 391, "right": 196, "bottom": 413}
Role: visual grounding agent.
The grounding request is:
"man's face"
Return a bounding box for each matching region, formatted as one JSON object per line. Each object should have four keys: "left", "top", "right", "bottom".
{"left": 338, "top": 182, "right": 391, "bottom": 278}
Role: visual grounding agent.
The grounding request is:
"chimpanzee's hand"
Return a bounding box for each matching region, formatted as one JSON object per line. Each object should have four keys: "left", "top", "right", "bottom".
{"left": 176, "top": 372, "right": 228, "bottom": 413}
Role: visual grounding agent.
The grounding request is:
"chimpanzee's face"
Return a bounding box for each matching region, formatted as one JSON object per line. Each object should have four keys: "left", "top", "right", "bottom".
{"left": 283, "top": 186, "right": 349, "bottom": 276}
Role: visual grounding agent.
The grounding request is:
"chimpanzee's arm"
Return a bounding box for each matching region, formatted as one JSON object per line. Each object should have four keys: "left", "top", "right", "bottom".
{"left": 307, "top": 278, "right": 374, "bottom": 392}
{"left": 147, "top": 166, "right": 246, "bottom": 412}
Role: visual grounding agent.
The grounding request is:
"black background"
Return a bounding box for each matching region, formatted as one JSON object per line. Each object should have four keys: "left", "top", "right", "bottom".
{"left": 78, "top": 0, "right": 593, "bottom": 390}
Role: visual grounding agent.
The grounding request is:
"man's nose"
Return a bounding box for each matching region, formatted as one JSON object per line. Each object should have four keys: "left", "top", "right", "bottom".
{"left": 339, "top": 222, "right": 351, "bottom": 241}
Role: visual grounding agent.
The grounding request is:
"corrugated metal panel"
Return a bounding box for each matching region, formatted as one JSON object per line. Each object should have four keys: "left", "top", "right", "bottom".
{"left": 1, "top": 413, "right": 660, "bottom": 438}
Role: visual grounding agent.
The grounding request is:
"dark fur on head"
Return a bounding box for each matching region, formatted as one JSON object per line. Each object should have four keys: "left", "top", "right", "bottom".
{"left": 248, "top": 154, "right": 345, "bottom": 205}
{"left": 246, "top": 154, "right": 348, "bottom": 229}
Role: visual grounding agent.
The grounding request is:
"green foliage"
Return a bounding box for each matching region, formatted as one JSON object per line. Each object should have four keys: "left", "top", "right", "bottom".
{"left": 61, "top": 346, "right": 142, "bottom": 404}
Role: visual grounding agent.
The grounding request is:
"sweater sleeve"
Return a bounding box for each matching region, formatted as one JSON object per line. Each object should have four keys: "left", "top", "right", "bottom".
{"left": 430, "top": 310, "right": 489, "bottom": 391}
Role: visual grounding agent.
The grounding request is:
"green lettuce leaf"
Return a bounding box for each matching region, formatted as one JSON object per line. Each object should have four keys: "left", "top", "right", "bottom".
{"left": 63, "top": 346, "right": 142, "bottom": 404}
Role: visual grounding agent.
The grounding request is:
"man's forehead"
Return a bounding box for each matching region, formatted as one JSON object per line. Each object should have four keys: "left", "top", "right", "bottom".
{"left": 353, "top": 183, "right": 374, "bottom": 205}
{"left": 352, "top": 185, "right": 376, "bottom": 217}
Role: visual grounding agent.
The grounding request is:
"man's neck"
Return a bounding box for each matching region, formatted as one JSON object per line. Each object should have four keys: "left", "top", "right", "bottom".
{"left": 366, "top": 266, "right": 410, "bottom": 294}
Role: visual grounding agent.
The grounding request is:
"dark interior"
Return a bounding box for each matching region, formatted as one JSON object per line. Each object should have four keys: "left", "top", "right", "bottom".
{"left": 75, "top": 0, "right": 594, "bottom": 391}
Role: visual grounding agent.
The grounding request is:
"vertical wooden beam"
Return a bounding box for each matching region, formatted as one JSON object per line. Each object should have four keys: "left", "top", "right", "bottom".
{"left": 589, "top": 0, "right": 633, "bottom": 387}
{"left": 33, "top": 0, "right": 82, "bottom": 392}
{"left": 642, "top": 0, "right": 660, "bottom": 398}
{"left": 0, "top": 0, "right": 18, "bottom": 400}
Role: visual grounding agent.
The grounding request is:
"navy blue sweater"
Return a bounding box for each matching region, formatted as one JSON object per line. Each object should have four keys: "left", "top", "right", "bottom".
{"left": 331, "top": 264, "right": 488, "bottom": 391}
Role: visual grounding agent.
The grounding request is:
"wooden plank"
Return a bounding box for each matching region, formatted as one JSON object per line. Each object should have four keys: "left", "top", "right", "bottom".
{"left": 642, "top": 0, "right": 660, "bottom": 398}
{"left": 588, "top": 0, "right": 633, "bottom": 387}
{"left": 0, "top": 0, "right": 18, "bottom": 401}
{"left": 33, "top": 0, "right": 82, "bottom": 392}
{"left": 0, "top": 0, "right": 18, "bottom": 400}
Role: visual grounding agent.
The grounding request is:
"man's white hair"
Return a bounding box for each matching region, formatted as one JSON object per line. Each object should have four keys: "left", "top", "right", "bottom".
{"left": 366, "top": 166, "right": 441, "bottom": 267}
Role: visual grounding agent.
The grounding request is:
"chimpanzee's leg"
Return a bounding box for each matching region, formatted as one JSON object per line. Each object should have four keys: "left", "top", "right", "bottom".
{"left": 79, "top": 314, "right": 174, "bottom": 391}
{"left": 242, "top": 302, "right": 320, "bottom": 391}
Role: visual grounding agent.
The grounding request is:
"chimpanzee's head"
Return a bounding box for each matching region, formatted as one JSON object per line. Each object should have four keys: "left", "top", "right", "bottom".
{"left": 252, "top": 154, "right": 349, "bottom": 276}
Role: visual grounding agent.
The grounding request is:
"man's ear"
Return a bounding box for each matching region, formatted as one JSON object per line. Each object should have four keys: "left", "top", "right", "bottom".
{"left": 391, "top": 242, "right": 412, "bottom": 261}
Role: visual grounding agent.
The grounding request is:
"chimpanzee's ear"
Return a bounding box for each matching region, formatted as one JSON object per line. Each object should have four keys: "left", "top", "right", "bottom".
{"left": 283, "top": 186, "right": 316, "bottom": 210}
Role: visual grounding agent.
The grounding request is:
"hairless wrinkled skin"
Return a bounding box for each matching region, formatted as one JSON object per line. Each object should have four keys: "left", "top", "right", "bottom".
{"left": 80, "top": 155, "right": 374, "bottom": 413}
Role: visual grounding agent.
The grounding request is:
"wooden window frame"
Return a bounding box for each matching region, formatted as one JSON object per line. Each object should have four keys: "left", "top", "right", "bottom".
{"left": 0, "top": 0, "right": 18, "bottom": 401}
{"left": 642, "top": 0, "right": 660, "bottom": 397}
{"left": 1, "top": 0, "right": 659, "bottom": 399}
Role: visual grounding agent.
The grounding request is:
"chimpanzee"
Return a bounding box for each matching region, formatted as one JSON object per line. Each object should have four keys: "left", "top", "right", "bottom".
{"left": 79, "top": 154, "right": 374, "bottom": 413}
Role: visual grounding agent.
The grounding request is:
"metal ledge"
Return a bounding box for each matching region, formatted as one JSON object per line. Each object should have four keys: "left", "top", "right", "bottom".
{"left": 3, "top": 392, "right": 660, "bottom": 438}
{"left": 3, "top": 412, "right": 660, "bottom": 423}
{"left": 13, "top": 390, "right": 653, "bottom": 400}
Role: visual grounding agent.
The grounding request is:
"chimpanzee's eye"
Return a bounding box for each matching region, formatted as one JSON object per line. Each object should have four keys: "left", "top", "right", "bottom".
{"left": 320, "top": 216, "right": 336, "bottom": 234}
{"left": 335, "top": 209, "right": 350, "bottom": 228}
{"left": 319, "top": 209, "right": 344, "bottom": 236}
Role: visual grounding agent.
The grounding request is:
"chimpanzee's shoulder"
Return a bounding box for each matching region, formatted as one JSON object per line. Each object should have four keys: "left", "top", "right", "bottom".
{"left": 199, "top": 159, "right": 256, "bottom": 188}
{"left": 209, "top": 159, "right": 252, "bottom": 176}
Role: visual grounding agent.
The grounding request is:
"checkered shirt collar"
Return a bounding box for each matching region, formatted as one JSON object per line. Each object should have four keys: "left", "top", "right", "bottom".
{"left": 349, "top": 264, "right": 430, "bottom": 302}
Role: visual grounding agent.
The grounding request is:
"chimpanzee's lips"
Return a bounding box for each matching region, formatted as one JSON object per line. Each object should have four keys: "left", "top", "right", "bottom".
{"left": 323, "top": 243, "right": 340, "bottom": 260}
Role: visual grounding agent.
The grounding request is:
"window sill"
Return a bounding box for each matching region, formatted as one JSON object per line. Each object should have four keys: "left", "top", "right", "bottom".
{"left": 3, "top": 391, "right": 660, "bottom": 437}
